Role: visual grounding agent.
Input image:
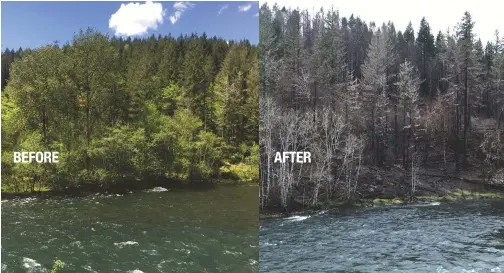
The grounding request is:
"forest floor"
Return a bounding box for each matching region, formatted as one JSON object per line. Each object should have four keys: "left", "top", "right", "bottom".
{"left": 260, "top": 164, "right": 504, "bottom": 220}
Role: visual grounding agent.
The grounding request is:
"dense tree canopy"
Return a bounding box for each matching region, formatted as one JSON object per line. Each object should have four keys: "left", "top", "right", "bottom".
{"left": 1, "top": 29, "right": 259, "bottom": 193}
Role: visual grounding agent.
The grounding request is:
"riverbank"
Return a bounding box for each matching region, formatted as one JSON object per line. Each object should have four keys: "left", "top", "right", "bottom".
{"left": 260, "top": 165, "right": 504, "bottom": 220}
{"left": 1, "top": 179, "right": 258, "bottom": 200}
{"left": 260, "top": 190, "right": 504, "bottom": 220}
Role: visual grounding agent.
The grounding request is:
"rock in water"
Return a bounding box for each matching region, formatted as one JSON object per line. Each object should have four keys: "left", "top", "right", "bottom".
{"left": 147, "top": 187, "right": 169, "bottom": 192}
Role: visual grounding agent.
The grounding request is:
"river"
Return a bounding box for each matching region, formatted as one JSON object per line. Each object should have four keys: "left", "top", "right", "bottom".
{"left": 1, "top": 185, "right": 258, "bottom": 273}
{"left": 260, "top": 200, "right": 504, "bottom": 273}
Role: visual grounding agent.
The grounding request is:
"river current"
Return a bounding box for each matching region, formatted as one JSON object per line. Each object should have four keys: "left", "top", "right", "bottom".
{"left": 260, "top": 200, "right": 504, "bottom": 273}
{"left": 2, "top": 185, "right": 258, "bottom": 273}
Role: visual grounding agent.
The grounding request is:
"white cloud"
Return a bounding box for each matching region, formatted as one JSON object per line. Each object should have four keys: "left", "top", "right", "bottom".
{"left": 254, "top": 12, "right": 259, "bottom": 17}
{"left": 218, "top": 4, "right": 229, "bottom": 15}
{"left": 169, "top": 1, "right": 195, "bottom": 24}
{"left": 238, "top": 4, "right": 252, "bottom": 12}
{"left": 263, "top": 0, "right": 503, "bottom": 44}
{"left": 169, "top": 11, "right": 182, "bottom": 24}
{"left": 109, "top": 1, "right": 166, "bottom": 36}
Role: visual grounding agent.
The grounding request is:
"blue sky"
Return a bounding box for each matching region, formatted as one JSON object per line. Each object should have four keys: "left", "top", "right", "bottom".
{"left": 1, "top": 1, "right": 259, "bottom": 51}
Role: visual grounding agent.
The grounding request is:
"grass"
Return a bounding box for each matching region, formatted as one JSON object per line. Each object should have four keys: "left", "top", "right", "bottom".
{"left": 449, "top": 189, "right": 503, "bottom": 199}
{"left": 365, "top": 190, "right": 503, "bottom": 207}
{"left": 371, "top": 198, "right": 405, "bottom": 205}
{"left": 416, "top": 196, "right": 444, "bottom": 201}
{"left": 400, "top": 189, "right": 503, "bottom": 203}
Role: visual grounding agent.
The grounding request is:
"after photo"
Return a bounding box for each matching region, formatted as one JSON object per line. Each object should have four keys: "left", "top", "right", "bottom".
{"left": 259, "top": 0, "right": 504, "bottom": 272}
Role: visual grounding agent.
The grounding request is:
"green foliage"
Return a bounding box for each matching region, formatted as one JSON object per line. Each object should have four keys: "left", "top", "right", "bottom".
{"left": 220, "top": 163, "right": 258, "bottom": 183}
{"left": 158, "top": 83, "right": 185, "bottom": 114}
{"left": 192, "top": 130, "right": 225, "bottom": 180}
{"left": 1, "top": 30, "right": 258, "bottom": 193}
{"left": 86, "top": 126, "right": 148, "bottom": 185}
{"left": 220, "top": 143, "right": 259, "bottom": 183}
{"left": 50, "top": 260, "right": 64, "bottom": 273}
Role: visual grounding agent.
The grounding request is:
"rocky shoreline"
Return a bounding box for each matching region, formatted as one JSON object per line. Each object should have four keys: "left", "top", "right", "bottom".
{"left": 260, "top": 190, "right": 504, "bottom": 220}
{"left": 260, "top": 166, "right": 504, "bottom": 220}
{"left": 1, "top": 179, "right": 256, "bottom": 200}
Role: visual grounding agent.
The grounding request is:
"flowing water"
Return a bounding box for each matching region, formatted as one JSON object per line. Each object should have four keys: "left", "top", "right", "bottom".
{"left": 260, "top": 200, "right": 504, "bottom": 273}
{"left": 1, "top": 185, "right": 258, "bottom": 273}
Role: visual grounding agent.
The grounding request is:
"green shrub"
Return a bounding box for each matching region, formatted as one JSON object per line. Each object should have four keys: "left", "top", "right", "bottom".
{"left": 50, "top": 260, "right": 64, "bottom": 273}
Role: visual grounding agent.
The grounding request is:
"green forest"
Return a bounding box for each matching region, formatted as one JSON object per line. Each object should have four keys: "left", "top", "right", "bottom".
{"left": 259, "top": 4, "right": 504, "bottom": 210}
{"left": 1, "top": 28, "right": 259, "bottom": 194}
